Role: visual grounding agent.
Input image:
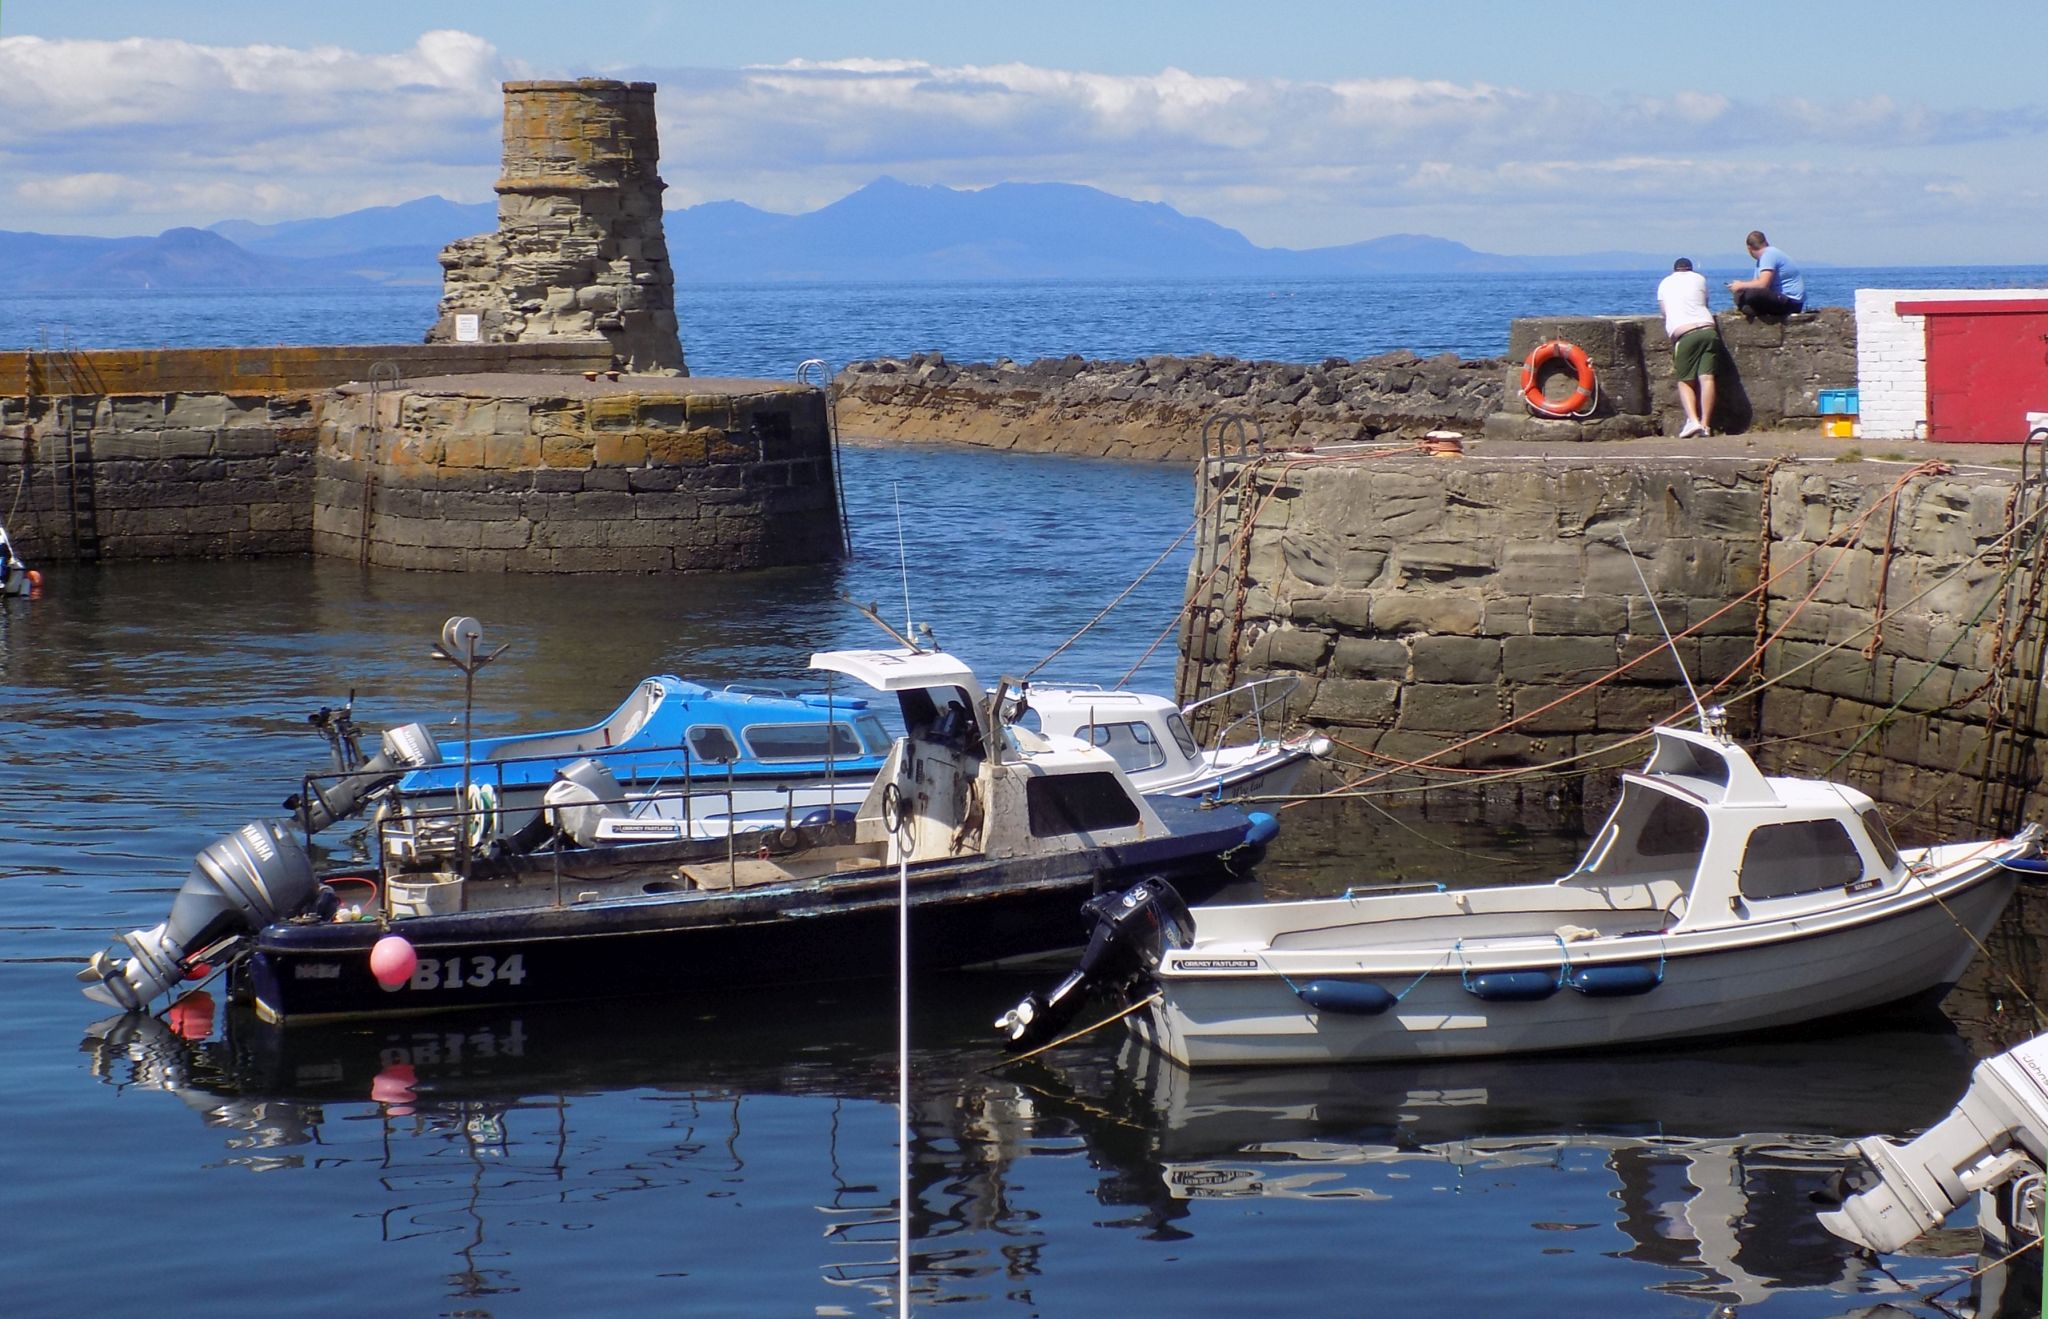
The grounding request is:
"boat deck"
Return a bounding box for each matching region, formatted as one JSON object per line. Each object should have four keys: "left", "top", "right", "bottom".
{"left": 1260, "top": 904, "right": 1668, "bottom": 954}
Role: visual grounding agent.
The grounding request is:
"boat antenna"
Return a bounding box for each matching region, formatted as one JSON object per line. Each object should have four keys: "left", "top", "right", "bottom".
{"left": 1617, "top": 532, "right": 1708, "bottom": 731}
{"left": 894, "top": 482, "right": 915, "bottom": 646}
{"left": 843, "top": 594, "right": 922, "bottom": 652}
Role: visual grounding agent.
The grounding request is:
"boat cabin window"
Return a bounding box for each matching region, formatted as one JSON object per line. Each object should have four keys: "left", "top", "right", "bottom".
{"left": 1162, "top": 712, "right": 1201, "bottom": 760}
{"left": 688, "top": 725, "right": 742, "bottom": 764}
{"left": 1738, "top": 820, "right": 1865, "bottom": 899}
{"left": 1084, "top": 721, "right": 1169, "bottom": 773}
{"left": 1857, "top": 807, "right": 1902, "bottom": 872}
{"left": 742, "top": 721, "right": 869, "bottom": 762}
{"left": 1579, "top": 782, "right": 1708, "bottom": 880}
{"left": 1027, "top": 772, "right": 1143, "bottom": 837}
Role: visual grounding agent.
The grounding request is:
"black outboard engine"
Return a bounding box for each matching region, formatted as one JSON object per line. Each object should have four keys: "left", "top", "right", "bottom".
{"left": 995, "top": 876, "right": 1194, "bottom": 1053}
{"left": 287, "top": 721, "right": 441, "bottom": 834}
{"left": 79, "top": 819, "right": 319, "bottom": 1012}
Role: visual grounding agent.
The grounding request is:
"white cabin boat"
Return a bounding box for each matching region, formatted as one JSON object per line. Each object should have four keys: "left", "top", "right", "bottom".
{"left": 999, "top": 717, "right": 2041, "bottom": 1067}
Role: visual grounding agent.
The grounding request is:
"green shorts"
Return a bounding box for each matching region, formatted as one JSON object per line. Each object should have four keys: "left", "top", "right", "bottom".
{"left": 1672, "top": 325, "right": 1722, "bottom": 381}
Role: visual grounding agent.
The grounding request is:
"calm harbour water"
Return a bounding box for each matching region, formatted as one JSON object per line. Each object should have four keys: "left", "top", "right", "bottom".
{"left": 6, "top": 276, "right": 2048, "bottom": 1316}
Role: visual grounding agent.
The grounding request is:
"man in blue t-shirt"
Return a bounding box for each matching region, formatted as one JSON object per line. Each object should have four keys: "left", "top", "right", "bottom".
{"left": 1727, "top": 230, "right": 1806, "bottom": 318}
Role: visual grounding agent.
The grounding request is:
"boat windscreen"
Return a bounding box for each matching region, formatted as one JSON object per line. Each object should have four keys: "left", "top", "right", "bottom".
{"left": 1083, "top": 721, "right": 1169, "bottom": 773}
{"left": 1578, "top": 781, "right": 1708, "bottom": 881}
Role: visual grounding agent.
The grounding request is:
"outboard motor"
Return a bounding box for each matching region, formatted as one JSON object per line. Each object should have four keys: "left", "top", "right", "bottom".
{"left": 286, "top": 721, "right": 441, "bottom": 834}
{"left": 995, "top": 876, "right": 1194, "bottom": 1053}
{"left": 1819, "top": 1032, "right": 2048, "bottom": 1253}
{"left": 79, "top": 819, "right": 318, "bottom": 1013}
{"left": 538, "top": 757, "right": 625, "bottom": 848}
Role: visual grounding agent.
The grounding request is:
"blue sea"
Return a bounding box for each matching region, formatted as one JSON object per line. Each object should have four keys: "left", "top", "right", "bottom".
{"left": 5, "top": 266, "right": 2045, "bottom": 373}
{"left": 4, "top": 275, "right": 2047, "bottom": 1317}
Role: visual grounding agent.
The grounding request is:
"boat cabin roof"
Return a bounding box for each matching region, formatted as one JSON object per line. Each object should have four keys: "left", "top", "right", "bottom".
{"left": 1638, "top": 725, "right": 1779, "bottom": 807}
{"left": 809, "top": 647, "right": 979, "bottom": 694}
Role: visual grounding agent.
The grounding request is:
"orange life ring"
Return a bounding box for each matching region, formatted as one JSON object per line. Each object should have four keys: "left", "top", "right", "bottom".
{"left": 1520, "top": 340, "right": 1597, "bottom": 417}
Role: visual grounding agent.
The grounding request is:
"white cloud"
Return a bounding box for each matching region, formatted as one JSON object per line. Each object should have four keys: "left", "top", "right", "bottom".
{"left": 0, "top": 34, "right": 2041, "bottom": 261}
{"left": 0, "top": 31, "right": 514, "bottom": 232}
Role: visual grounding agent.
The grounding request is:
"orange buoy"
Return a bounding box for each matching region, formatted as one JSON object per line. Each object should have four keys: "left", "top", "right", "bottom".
{"left": 1520, "top": 340, "right": 1597, "bottom": 418}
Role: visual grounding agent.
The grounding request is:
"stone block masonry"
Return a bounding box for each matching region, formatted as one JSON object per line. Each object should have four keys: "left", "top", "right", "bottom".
{"left": 315, "top": 375, "right": 843, "bottom": 572}
{"left": 1179, "top": 449, "right": 2048, "bottom": 836}
{"left": 429, "top": 80, "right": 684, "bottom": 375}
{"left": 0, "top": 343, "right": 615, "bottom": 563}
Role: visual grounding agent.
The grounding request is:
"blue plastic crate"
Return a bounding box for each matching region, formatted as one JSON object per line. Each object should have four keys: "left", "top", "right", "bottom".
{"left": 1818, "top": 388, "right": 1860, "bottom": 415}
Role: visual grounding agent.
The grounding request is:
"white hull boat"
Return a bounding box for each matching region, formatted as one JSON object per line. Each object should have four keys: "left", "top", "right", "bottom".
{"left": 999, "top": 716, "right": 2041, "bottom": 1068}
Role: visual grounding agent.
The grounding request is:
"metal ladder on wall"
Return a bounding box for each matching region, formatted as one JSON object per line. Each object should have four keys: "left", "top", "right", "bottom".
{"left": 33, "top": 344, "right": 103, "bottom": 563}
{"left": 1180, "top": 414, "right": 1263, "bottom": 713}
{"left": 796, "top": 358, "right": 854, "bottom": 556}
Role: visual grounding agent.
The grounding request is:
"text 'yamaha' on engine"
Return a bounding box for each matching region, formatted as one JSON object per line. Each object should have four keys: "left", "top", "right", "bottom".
{"left": 79, "top": 819, "right": 321, "bottom": 1013}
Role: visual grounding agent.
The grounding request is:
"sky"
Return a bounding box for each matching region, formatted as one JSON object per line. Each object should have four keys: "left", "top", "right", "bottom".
{"left": 1, "top": 1, "right": 2043, "bottom": 265}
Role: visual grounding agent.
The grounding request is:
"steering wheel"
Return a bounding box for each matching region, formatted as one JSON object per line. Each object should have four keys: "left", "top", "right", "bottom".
{"left": 881, "top": 782, "right": 904, "bottom": 835}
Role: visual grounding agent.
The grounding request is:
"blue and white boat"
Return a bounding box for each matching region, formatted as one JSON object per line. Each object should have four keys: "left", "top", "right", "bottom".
{"left": 298, "top": 667, "right": 1325, "bottom": 861}
{"left": 293, "top": 675, "right": 895, "bottom": 857}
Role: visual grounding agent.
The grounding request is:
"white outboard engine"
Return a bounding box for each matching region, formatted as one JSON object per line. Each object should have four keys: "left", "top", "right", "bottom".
{"left": 995, "top": 876, "right": 1194, "bottom": 1052}
{"left": 541, "top": 757, "right": 625, "bottom": 847}
{"left": 79, "top": 819, "right": 318, "bottom": 1012}
{"left": 288, "top": 722, "right": 441, "bottom": 834}
{"left": 1819, "top": 1033, "right": 2048, "bottom": 1253}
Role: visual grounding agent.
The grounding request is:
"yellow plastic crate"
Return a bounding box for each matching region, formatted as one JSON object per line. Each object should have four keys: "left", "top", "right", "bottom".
{"left": 1823, "top": 417, "right": 1856, "bottom": 438}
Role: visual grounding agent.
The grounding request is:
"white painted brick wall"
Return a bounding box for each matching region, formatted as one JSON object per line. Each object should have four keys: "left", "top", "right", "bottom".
{"left": 1856, "top": 288, "right": 2048, "bottom": 440}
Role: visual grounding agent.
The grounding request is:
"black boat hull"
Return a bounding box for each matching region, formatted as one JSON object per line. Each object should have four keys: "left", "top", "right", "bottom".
{"left": 242, "top": 806, "right": 1259, "bottom": 1023}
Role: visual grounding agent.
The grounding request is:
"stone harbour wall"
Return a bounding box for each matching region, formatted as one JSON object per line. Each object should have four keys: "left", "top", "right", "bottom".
{"left": 314, "top": 376, "right": 843, "bottom": 572}
{"left": 1490, "top": 309, "right": 1860, "bottom": 441}
{"left": 831, "top": 311, "right": 1860, "bottom": 461}
{"left": 0, "top": 390, "right": 316, "bottom": 560}
{"left": 0, "top": 343, "right": 615, "bottom": 563}
{"left": 1179, "top": 451, "right": 2046, "bottom": 836}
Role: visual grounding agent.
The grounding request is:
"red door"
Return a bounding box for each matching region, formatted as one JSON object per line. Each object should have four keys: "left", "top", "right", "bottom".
{"left": 1900, "top": 298, "right": 2048, "bottom": 443}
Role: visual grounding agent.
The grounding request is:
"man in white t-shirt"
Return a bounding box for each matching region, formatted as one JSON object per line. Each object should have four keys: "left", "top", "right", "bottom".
{"left": 1656, "top": 258, "right": 1722, "bottom": 438}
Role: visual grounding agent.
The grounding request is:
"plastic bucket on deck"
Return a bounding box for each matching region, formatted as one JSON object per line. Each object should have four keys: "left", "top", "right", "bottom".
{"left": 388, "top": 873, "right": 465, "bottom": 918}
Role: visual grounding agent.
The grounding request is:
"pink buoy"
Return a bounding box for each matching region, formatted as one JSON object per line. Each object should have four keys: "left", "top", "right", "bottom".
{"left": 369, "top": 935, "right": 417, "bottom": 989}
{"left": 371, "top": 1062, "right": 417, "bottom": 1115}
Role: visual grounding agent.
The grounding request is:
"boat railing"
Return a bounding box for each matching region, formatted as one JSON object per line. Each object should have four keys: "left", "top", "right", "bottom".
{"left": 1182, "top": 674, "right": 1303, "bottom": 751}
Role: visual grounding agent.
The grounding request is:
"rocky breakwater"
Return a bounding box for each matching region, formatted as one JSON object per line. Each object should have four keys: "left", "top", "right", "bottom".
{"left": 314, "top": 374, "right": 842, "bottom": 572}
{"left": 832, "top": 351, "right": 1506, "bottom": 462}
{"left": 1179, "top": 446, "right": 2047, "bottom": 836}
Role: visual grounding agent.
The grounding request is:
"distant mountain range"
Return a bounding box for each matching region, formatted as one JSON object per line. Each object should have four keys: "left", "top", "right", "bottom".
{"left": 0, "top": 180, "right": 1678, "bottom": 292}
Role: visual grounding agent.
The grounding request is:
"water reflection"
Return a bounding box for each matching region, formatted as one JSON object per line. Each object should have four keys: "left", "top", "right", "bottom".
{"left": 84, "top": 987, "right": 916, "bottom": 1311}
{"left": 83, "top": 977, "right": 2034, "bottom": 1316}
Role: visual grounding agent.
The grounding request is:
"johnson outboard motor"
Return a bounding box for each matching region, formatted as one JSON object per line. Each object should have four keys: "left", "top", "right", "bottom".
{"left": 79, "top": 819, "right": 318, "bottom": 1012}
{"left": 995, "top": 876, "right": 1194, "bottom": 1053}
{"left": 539, "top": 757, "right": 625, "bottom": 848}
{"left": 286, "top": 721, "right": 441, "bottom": 834}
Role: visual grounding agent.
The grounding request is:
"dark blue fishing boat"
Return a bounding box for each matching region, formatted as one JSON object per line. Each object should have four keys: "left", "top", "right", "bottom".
{"left": 83, "top": 645, "right": 1277, "bottom": 1024}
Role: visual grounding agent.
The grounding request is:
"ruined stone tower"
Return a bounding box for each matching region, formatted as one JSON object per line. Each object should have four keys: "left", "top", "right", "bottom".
{"left": 428, "top": 79, "right": 685, "bottom": 374}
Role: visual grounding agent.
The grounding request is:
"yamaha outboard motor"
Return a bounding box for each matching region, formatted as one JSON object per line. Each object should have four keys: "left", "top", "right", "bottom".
{"left": 286, "top": 721, "right": 441, "bottom": 834}
{"left": 79, "top": 819, "right": 318, "bottom": 1013}
{"left": 995, "top": 876, "right": 1194, "bottom": 1053}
